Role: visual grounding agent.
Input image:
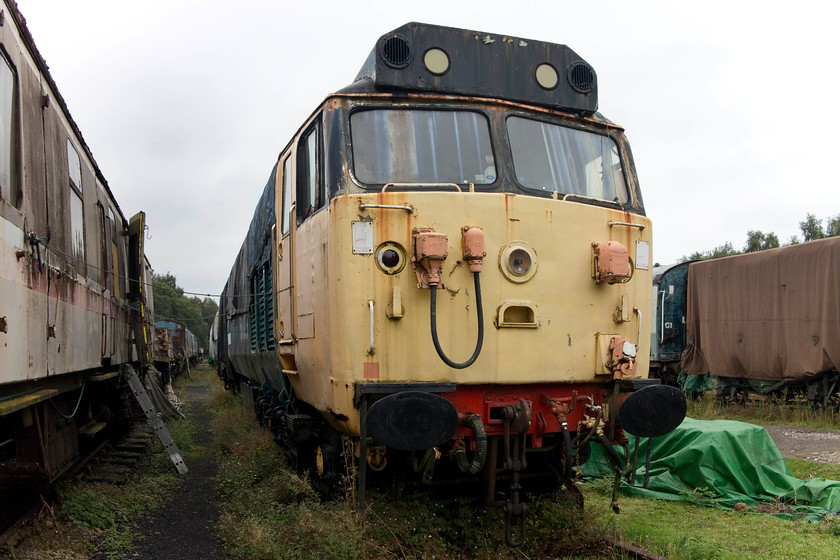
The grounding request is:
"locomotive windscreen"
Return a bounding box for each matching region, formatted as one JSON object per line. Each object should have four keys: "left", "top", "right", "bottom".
{"left": 353, "top": 22, "right": 598, "bottom": 114}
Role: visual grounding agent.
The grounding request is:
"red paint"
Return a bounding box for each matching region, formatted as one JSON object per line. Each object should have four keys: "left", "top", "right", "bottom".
{"left": 442, "top": 382, "right": 612, "bottom": 448}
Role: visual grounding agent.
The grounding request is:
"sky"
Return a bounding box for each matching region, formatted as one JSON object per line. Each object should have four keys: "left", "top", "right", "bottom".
{"left": 14, "top": 0, "right": 840, "bottom": 298}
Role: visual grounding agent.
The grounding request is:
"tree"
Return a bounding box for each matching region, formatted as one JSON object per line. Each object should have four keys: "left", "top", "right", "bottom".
{"left": 681, "top": 241, "right": 739, "bottom": 262}
{"left": 827, "top": 214, "right": 840, "bottom": 238}
{"left": 799, "top": 213, "right": 825, "bottom": 242}
{"left": 744, "top": 230, "right": 780, "bottom": 253}
{"left": 152, "top": 272, "right": 218, "bottom": 348}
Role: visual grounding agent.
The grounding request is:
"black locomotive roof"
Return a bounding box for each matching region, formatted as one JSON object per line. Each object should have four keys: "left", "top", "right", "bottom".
{"left": 345, "top": 22, "right": 598, "bottom": 115}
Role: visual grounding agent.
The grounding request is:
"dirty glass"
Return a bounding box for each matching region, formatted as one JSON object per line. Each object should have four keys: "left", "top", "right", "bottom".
{"left": 351, "top": 109, "right": 496, "bottom": 186}
{"left": 67, "top": 140, "right": 82, "bottom": 190}
{"left": 507, "top": 116, "right": 628, "bottom": 204}
{"left": 70, "top": 188, "right": 85, "bottom": 260}
{"left": 0, "top": 53, "right": 16, "bottom": 206}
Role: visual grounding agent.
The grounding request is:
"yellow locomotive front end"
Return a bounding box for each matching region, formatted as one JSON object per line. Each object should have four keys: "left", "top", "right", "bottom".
{"left": 224, "top": 22, "right": 687, "bottom": 541}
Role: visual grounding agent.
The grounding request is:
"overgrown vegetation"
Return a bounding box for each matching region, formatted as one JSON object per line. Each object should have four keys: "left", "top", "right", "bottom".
{"left": 209, "top": 380, "right": 620, "bottom": 559}
{"left": 686, "top": 395, "right": 840, "bottom": 431}
{"left": 1, "top": 376, "right": 195, "bottom": 560}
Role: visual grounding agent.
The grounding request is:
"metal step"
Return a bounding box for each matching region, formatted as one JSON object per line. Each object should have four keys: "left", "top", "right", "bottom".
{"left": 123, "top": 364, "right": 188, "bottom": 474}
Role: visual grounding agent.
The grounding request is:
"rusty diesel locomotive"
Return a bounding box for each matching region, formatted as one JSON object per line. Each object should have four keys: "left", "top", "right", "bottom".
{"left": 217, "top": 23, "right": 685, "bottom": 544}
{"left": 0, "top": 1, "right": 156, "bottom": 482}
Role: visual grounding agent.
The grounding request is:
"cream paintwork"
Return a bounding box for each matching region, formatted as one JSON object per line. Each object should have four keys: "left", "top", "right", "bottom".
{"left": 278, "top": 190, "right": 651, "bottom": 434}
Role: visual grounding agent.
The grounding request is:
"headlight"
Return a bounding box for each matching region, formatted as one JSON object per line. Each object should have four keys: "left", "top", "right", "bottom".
{"left": 375, "top": 242, "right": 407, "bottom": 275}
{"left": 499, "top": 242, "right": 538, "bottom": 283}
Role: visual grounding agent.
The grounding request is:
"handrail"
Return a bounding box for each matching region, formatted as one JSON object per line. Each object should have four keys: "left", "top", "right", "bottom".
{"left": 367, "top": 300, "right": 375, "bottom": 356}
{"left": 358, "top": 203, "right": 414, "bottom": 213}
{"left": 608, "top": 221, "right": 646, "bottom": 230}
{"left": 382, "top": 182, "right": 462, "bottom": 192}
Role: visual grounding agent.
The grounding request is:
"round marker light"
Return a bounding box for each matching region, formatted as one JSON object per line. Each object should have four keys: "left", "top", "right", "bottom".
{"left": 424, "top": 48, "right": 450, "bottom": 75}
{"left": 535, "top": 63, "right": 559, "bottom": 90}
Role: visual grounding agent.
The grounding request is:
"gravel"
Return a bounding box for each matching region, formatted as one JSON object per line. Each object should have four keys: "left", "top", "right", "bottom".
{"left": 763, "top": 425, "right": 840, "bottom": 464}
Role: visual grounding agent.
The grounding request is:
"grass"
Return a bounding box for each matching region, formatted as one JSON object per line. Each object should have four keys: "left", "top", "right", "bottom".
{"left": 686, "top": 393, "right": 840, "bottom": 430}
{"left": 209, "top": 382, "right": 623, "bottom": 559}
{"left": 209, "top": 374, "right": 840, "bottom": 560}
{"left": 582, "top": 475, "right": 840, "bottom": 560}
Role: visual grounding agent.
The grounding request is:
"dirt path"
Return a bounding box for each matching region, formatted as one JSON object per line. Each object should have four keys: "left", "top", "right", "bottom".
{"left": 130, "top": 378, "right": 224, "bottom": 559}
{"left": 763, "top": 425, "right": 840, "bottom": 464}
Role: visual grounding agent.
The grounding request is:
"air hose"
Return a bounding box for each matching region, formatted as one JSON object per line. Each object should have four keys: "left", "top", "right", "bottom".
{"left": 454, "top": 413, "right": 488, "bottom": 474}
{"left": 430, "top": 271, "right": 484, "bottom": 369}
{"left": 561, "top": 422, "right": 574, "bottom": 480}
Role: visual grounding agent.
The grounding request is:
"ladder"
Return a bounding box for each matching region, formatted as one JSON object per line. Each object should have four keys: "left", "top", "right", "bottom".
{"left": 123, "top": 364, "right": 188, "bottom": 474}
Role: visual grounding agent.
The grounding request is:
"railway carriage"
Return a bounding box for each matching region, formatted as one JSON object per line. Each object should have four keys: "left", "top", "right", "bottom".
{"left": 0, "top": 2, "right": 153, "bottom": 481}
{"left": 219, "top": 22, "right": 684, "bottom": 542}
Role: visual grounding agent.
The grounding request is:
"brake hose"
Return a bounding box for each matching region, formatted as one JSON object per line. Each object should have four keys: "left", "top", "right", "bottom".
{"left": 430, "top": 271, "right": 484, "bottom": 369}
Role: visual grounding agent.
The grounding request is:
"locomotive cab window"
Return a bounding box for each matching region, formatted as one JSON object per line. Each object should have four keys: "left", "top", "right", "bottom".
{"left": 67, "top": 140, "right": 86, "bottom": 263}
{"left": 507, "top": 116, "right": 628, "bottom": 204}
{"left": 296, "top": 121, "right": 322, "bottom": 224}
{"left": 0, "top": 50, "right": 19, "bottom": 208}
{"left": 350, "top": 109, "right": 496, "bottom": 187}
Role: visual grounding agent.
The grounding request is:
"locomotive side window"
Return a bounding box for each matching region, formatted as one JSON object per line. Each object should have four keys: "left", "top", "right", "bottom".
{"left": 350, "top": 109, "right": 496, "bottom": 187}
{"left": 0, "top": 50, "right": 19, "bottom": 207}
{"left": 67, "top": 140, "right": 86, "bottom": 262}
{"left": 281, "top": 155, "right": 291, "bottom": 235}
{"left": 507, "top": 116, "right": 628, "bottom": 204}
{"left": 296, "top": 121, "right": 321, "bottom": 224}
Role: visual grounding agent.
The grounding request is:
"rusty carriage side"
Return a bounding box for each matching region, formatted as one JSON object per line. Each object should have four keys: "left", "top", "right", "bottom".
{"left": 0, "top": 1, "right": 155, "bottom": 481}
{"left": 218, "top": 22, "right": 686, "bottom": 545}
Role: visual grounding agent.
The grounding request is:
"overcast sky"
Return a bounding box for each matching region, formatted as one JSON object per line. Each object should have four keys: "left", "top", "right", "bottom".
{"left": 15, "top": 0, "right": 839, "bottom": 298}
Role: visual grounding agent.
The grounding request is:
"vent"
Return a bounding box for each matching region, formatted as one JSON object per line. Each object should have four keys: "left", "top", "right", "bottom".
{"left": 380, "top": 35, "right": 411, "bottom": 68}
{"left": 567, "top": 61, "right": 595, "bottom": 93}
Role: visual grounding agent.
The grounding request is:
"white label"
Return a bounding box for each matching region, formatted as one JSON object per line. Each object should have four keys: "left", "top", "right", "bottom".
{"left": 635, "top": 241, "right": 650, "bottom": 270}
{"left": 352, "top": 221, "right": 374, "bottom": 254}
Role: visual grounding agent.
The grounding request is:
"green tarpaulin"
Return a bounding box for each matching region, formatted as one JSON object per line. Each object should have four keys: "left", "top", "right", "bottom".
{"left": 582, "top": 418, "right": 840, "bottom": 517}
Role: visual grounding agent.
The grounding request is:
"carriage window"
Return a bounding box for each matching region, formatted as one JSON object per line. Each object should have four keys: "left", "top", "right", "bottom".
{"left": 507, "top": 116, "right": 628, "bottom": 204}
{"left": 281, "top": 155, "right": 291, "bottom": 235}
{"left": 108, "top": 208, "right": 121, "bottom": 298}
{"left": 0, "top": 51, "right": 18, "bottom": 207}
{"left": 350, "top": 109, "right": 496, "bottom": 186}
{"left": 67, "top": 141, "right": 85, "bottom": 261}
{"left": 296, "top": 123, "right": 320, "bottom": 224}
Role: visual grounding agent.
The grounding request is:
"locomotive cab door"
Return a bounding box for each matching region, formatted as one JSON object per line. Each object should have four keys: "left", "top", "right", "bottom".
{"left": 275, "top": 154, "right": 295, "bottom": 350}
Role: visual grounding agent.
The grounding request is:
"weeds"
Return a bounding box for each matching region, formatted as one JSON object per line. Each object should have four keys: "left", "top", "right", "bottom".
{"left": 687, "top": 394, "right": 840, "bottom": 430}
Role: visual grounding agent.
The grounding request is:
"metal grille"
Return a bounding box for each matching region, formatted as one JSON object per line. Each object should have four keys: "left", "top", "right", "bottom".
{"left": 249, "top": 262, "right": 275, "bottom": 353}
{"left": 381, "top": 36, "right": 411, "bottom": 67}
{"left": 567, "top": 62, "right": 595, "bottom": 93}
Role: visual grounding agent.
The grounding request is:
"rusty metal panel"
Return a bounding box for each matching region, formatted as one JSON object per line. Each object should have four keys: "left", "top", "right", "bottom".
{"left": 353, "top": 23, "right": 598, "bottom": 115}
